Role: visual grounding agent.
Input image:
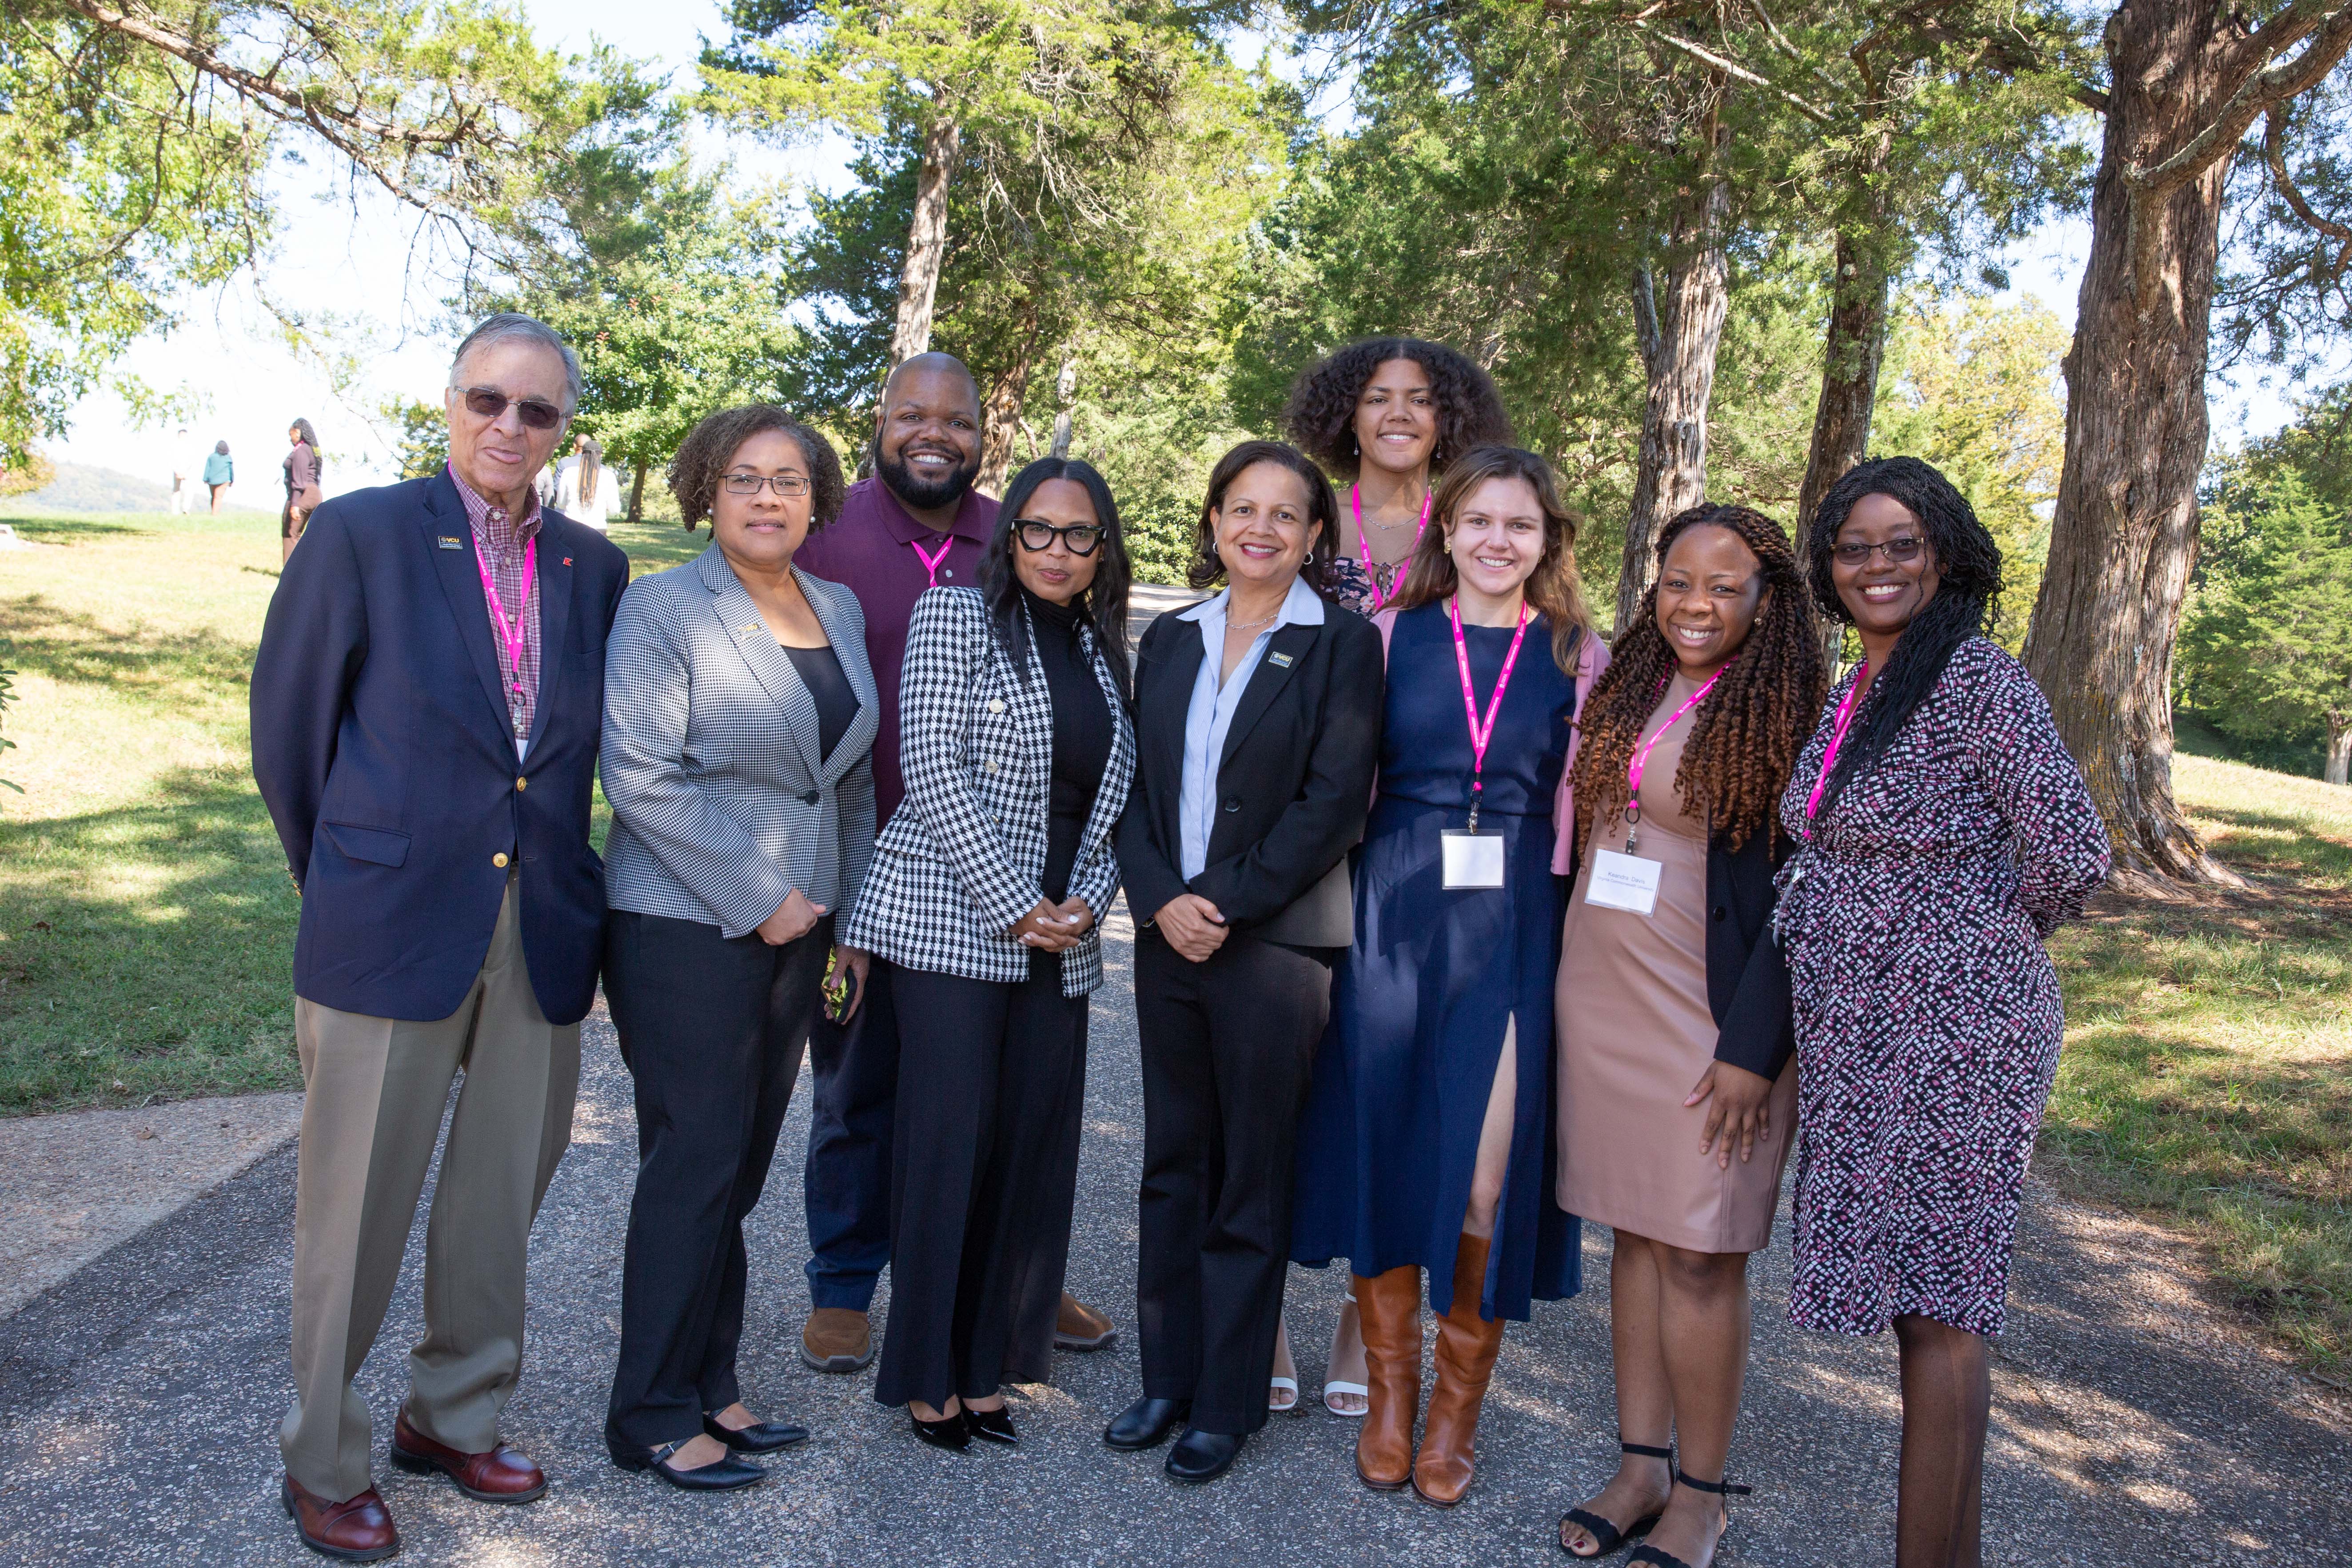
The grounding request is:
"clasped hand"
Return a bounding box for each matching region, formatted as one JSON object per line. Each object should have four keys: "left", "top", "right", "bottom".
{"left": 1009, "top": 896, "right": 1095, "bottom": 952}
{"left": 1152, "top": 893, "right": 1228, "bottom": 963}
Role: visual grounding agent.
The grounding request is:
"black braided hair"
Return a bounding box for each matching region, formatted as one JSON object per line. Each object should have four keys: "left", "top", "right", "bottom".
{"left": 1805, "top": 455, "right": 2004, "bottom": 819}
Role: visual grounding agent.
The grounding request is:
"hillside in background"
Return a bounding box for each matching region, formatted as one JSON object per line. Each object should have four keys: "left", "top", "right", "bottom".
{"left": 15, "top": 463, "right": 267, "bottom": 515}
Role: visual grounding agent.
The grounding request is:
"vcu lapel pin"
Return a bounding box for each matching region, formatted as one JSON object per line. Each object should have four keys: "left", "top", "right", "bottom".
{"left": 1269, "top": 651, "right": 1295, "bottom": 668}
{"left": 437, "top": 535, "right": 463, "bottom": 550}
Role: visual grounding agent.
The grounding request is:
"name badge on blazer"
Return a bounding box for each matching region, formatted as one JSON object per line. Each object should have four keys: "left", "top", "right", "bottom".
{"left": 1268, "top": 651, "right": 1295, "bottom": 668}
{"left": 437, "top": 535, "right": 464, "bottom": 550}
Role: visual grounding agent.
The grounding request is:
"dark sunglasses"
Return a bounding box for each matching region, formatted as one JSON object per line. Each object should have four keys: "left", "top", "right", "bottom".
{"left": 1832, "top": 535, "right": 1924, "bottom": 567}
{"left": 457, "top": 386, "right": 564, "bottom": 431}
{"left": 1014, "top": 519, "right": 1103, "bottom": 555}
{"left": 723, "top": 472, "right": 811, "bottom": 496}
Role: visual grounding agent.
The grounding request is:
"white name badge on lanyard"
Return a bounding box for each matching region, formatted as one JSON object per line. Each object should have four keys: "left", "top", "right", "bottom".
{"left": 1442, "top": 828, "right": 1507, "bottom": 890}
{"left": 1585, "top": 848, "right": 1663, "bottom": 915}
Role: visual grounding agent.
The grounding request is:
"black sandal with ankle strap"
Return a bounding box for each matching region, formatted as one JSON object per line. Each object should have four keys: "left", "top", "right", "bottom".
{"left": 1626, "top": 1468, "right": 1752, "bottom": 1568}
{"left": 1557, "top": 1440, "right": 1674, "bottom": 1558}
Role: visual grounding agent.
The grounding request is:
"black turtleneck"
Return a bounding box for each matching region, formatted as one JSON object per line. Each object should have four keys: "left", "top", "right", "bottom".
{"left": 1022, "top": 585, "right": 1113, "bottom": 902}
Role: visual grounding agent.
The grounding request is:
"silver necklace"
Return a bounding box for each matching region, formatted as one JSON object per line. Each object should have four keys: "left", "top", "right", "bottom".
{"left": 1226, "top": 608, "right": 1280, "bottom": 635}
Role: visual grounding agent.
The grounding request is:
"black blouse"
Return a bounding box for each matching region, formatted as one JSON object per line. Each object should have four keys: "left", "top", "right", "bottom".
{"left": 783, "top": 642, "right": 857, "bottom": 765}
{"left": 1022, "top": 587, "right": 1112, "bottom": 902}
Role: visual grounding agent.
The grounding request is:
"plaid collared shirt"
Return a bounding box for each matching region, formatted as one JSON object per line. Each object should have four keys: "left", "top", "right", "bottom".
{"left": 448, "top": 463, "right": 544, "bottom": 747}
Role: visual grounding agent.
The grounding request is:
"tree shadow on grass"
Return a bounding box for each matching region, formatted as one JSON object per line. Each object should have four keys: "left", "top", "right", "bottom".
{"left": 0, "top": 514, "right": 141, "bottom": 541}
{"left": 0, "top": 766, "right": 297, "bottom": 1114}
{"left": 0, "top": 596, "right": 255, "bottom": 693}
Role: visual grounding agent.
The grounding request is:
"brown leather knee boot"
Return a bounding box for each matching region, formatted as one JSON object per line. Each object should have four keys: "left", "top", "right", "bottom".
{"left": 1413, "top": 1233, "right": 1504, "bottom": 1506}
{"left": 1351, "top": 1266, "right": 1422, "bottom": 1490}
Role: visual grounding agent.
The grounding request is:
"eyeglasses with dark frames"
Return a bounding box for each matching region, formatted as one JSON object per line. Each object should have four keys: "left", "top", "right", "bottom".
{"left": 1014, "top": 519, "right": 1104, "bottom": 555}
{"left": 722, "top": 473, "right": 812, "bottom": 496}
{"left": 455, "top": 386, "right": 564, "bottom": 431}
{"left": 1832, "top": 535, "right": 1925, "bottom": 567}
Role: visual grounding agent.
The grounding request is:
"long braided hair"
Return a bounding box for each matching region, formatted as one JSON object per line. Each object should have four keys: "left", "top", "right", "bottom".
{"left": 1571, "top": 503, "right": 1826, "bottom": 852}
{"left": 1805, "top": 456, "right": 2003, "bottom": 820}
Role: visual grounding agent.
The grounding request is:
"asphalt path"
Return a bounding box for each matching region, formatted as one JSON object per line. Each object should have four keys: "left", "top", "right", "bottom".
{"left": 2, "top": 899, "right": 2348, "bottom": 1566}
{"left": 2, "top": 588, "right": 2346, "bottom": 1563}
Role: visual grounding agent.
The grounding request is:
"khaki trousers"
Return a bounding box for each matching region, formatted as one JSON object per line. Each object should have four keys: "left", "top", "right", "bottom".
{"left": 280, "top": 877, "right": 581, "bottom": 1502}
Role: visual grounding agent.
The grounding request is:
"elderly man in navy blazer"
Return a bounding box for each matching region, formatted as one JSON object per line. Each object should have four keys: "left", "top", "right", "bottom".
{"left": 251, "top": 313, "right": 629, "bottom": 1562}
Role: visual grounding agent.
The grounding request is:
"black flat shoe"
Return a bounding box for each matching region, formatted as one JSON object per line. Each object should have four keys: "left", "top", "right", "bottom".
{"left": 704, "top": 1412, "right": 809, "bottom": 1454}
{"left": 1102, "top": 1396, "right": 1191, "bottom": 1452}
{"left": 612, "top": 1440, "right": 765, "bottom": 1492}
{"left": 1165, "top": 1427, "right": 1244, "bottom": 1483}
{"left": 910, "top": 1408, "right": 970, "bottom": 1451}
{"left": 966, "top": 1406, "right": 1018, "bottom": 1446}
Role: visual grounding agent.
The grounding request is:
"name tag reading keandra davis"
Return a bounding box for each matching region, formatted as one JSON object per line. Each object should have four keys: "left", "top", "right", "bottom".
{"left": 1585, "top": 848, "right": 1663, "bottom": 916}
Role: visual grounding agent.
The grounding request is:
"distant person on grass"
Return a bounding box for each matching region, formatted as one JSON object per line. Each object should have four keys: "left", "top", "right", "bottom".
{"left": 204, "top": 441, "right": 233, "bottom": 514}
{"left": 554, "top": 433, "right": 615, "bottom": 531}
{"left": 170, "top": 427, "right": 193, "bottom": 515}
{"left": 251, "top": 312, "right": 629, "bottom": 1563}
{"left": 281, "top": 418, "right": 324, "bottom": 563}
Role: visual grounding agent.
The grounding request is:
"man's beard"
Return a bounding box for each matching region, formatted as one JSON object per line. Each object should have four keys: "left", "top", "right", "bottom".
{"left": 874, "top": 440, "right": 981, "bottom": 511}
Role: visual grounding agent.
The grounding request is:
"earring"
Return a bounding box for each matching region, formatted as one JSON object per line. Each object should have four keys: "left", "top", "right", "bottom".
{"left": 1209, "top": 538, "right": 1220, "bottom": 559}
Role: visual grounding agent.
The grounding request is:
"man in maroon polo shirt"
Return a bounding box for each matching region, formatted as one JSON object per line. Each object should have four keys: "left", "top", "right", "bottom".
{"left": 792, "top": 352, "right": 1118, "bottom": 1373}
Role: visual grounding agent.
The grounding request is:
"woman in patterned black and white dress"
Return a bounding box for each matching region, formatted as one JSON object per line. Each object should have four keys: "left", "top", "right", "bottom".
{"left": 1773, "top": 457, "right": 2108, "bottom": 1568}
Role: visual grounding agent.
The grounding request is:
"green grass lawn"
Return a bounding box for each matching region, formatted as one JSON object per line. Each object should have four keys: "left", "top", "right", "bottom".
{"left": 2042, "top": 753, "right": 2352, "bottom": 1376}
{"left": 0, "top": 507, "right": 702, "bottom": 1112}
{"left": 4, "top": 507, "right": 2348, "bottom": 1372}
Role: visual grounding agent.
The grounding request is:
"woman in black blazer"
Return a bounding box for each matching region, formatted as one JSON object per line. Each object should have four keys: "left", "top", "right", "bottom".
{"left": 1106, "top": 439, "right": 1384, "bottom": 1484}
{"left": 1551, "top": 504, "right": 1827, "bottom": 1565}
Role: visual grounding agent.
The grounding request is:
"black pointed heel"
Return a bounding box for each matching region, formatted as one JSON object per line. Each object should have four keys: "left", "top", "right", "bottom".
{"left": 704, "top": 1412, "right": 809, "bottom": 1454}
{"left": 1626, "top": 1468, "right": 1750, "bottom": 1568}
{"left": 909, "top": 1406, "right": 970, "bottom": 1451}
{"left": 966, "top": 1405, "right": 1018, "bottom": 1446}
{"left": 1558, "top": 1439, "right": 1674, "bottom": 1558}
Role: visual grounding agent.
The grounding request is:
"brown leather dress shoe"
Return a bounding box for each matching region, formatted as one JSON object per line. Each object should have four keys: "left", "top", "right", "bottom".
{"left": 282, "top": 1475, "right": 399, "bottom": 1562}
{"left": 1053, "top": 1290, "right": 1116, "bottom": 1351}
{"left": 801, "top": 1306, "right": 876, "bottom": 1372}
{"left": 388, "top": 1408, "right": 547, "bottom": 1502}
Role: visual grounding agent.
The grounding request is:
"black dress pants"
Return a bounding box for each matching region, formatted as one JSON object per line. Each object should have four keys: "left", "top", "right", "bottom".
{"left": 1133, "top": 930, "right": 1334, "bottom": 1436}
{"left": 873, "top": 953, "right": 1088, "bottom": 1410}
{"left": 603, "top": 910, "right": 831, "bottom": 1456}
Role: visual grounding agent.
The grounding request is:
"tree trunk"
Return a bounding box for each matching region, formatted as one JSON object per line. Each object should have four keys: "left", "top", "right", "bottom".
{"left": 976, "top": 309, "right": 1040, "bottom": 497}
{"left": 1619, "top": 113, "right": 1730, "bottom": 634}
{"left": 627, "top": 459, "right": 648, "bottom": 524}
{"left": 2022, "top": 4, "right": 2255, "bottom": 886}
{"left": 1795, "top": 223, "right": 1890, "bottom": 669}
{"left": 1048, "top": 344, "right": 1079, "bottom": 459}
{"left": 2327, "top": 712, "right": 2350, "bottom": 787}
{"left": 889, "top": 115, "right": 962, "bottom": 368}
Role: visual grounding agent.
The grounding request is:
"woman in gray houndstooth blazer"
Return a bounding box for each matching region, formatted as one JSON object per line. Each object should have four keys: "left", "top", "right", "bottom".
{"left": 841, "top": 457, "right": 1138, "bottom": 1450}
{"left": 599, "top": 407, "right": 877, "bottom": 1491}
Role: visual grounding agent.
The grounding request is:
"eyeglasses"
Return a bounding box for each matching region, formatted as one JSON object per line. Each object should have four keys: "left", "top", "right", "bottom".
{"left": 455, "top": 386, "right": 564, "bottom": 431}
{"left": 1014, "top": 519, "right": 1104, "bottom": 555}
{"left": 1832, "top": 536, "right": 1925, "bottom": 567}
{"left": 722, "top": 473, "right": 812, "bottom": 496}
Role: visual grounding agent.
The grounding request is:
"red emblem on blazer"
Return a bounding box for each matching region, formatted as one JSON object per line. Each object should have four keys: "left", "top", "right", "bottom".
{"left": 562, "top": 556, "right": 573, "bottom": 565}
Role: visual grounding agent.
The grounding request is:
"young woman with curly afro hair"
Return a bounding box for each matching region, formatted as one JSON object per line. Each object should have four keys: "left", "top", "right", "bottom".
{"left": 1280, "top": 337, "right": 1515, "bottom": 621}
{"left": 1551, "top": 503, "right": 1826, "bottom": 1566}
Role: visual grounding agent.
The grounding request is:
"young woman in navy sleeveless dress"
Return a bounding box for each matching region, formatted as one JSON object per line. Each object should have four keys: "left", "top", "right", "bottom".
{"left": 1289, "top": 446, "right": 1600, "bottom": 1506}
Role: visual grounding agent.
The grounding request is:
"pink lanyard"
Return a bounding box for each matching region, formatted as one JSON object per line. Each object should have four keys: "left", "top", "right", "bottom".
{"left": 1622, "top": 662, "right": 1730, "bottom": 846}
{"left": 1449, "top": 594, "right": 1530, "bottom": 830}
{"left": 909, "top": 534, "right": 953, "bottom": 590}
{"left": 475, "top": 534, "right": 536, "bottom": 737}
{"left": 1801, "top": 665, "right": 1868, "bottom": 838}
{"left": 1627, "top": 663, "right": 1740, "bottom": 832}
{"left": 1353, "top": 483, "right": 1431, "bottom": 611}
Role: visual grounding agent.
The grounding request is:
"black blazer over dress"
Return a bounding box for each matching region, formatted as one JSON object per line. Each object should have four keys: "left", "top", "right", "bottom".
{"left": 1704, "top": 827, "right": 1797, "bottom": 1081}
{"left": 1116, "top": 602, "right": 1384, "bottom": 948}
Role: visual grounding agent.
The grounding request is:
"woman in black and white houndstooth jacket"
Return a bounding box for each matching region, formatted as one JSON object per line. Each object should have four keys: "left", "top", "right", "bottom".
{"left": 841, "top": 456, "right": 1138, "bottom": 1451}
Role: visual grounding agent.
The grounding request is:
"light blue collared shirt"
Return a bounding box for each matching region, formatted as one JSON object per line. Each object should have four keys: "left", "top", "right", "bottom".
{"left": 1176, "top": 575, "right": 1327, "bottom": 880}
